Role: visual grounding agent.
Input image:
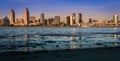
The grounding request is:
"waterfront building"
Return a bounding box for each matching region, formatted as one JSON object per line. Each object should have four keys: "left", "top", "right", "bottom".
{"left": 13, "top": 18, "right": 24, "bottom": 26}
{"left": 89, "top": 18, "right": 92, "bottom": 24}
{"left": 29, "top": 16, "right": 36, "bottom": 23}
{"left": 70, "top": 13, "right": 76, "bottom": 25}
{"left": 10, "top": 9, "right": 15, "bottom": 25}
{"left": 65, "top": 16, "right": 70, "bottom": 25}
{"left": 3, "top": 16, "right": 10, "bottom": 26}
{"left": 47, "top": 18, "right": 54, "bottom": 25}
{"left": 0, "top": 18, "right": 4, "bottom": 25}
{"left": 113, "top": 15, "right": 119, "bottom": 26}
{"left": 15, "top": 18, "right": 19, "bottom": 24}
{"left": 72, "top": 13, "right": 76, "bottom": 25}
{"left": 54, "top": 16, "right": 60, "bottom": 26}
{"left": 79, "top": 13, "right": 82, "bottom": 23}
{"left": 44, "top": 19, "right": 47, "bottom": 26}
{"left": 92, "top": 20, "right": 98, "bottom": 24}
{"left": 40, "top": 13, "right": 45, "bottom": 25}
{"left": 18, "top": 18, "right": 24, "bottom": 25}
{"left": 24, "top": 8, "right": 29, "bottom": 26}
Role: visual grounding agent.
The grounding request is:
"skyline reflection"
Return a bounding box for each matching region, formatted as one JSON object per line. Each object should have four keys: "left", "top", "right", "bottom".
{"left": 0, "top": 27, "right": 120, "bottom": 52}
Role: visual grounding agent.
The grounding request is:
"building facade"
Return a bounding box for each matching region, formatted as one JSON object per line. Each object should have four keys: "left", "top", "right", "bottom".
{"left": 113, "top": 15, "right": 119, "bottom": 26}
{"left": 24, "top": 8, "right": 29, "bottom": 26}
{"left": 10, "top": 9, "right": 15, "bottom": 25}
{"left": 54, "top": 16, "right": 60, "bottom": 26}
{"left": 79, "top": 13, "right": 82, "bottom": 23}
{"left": 40, "top": 13, "right": 45, "bottom": 25}
{"left": 29, "top": 16, "right": 36, "bottom": 23}
{"left": 71, "top": 13, "right": 76, "bottom": 25}
{"left": 65, "top": 16, "right": 70, "bottom": 25}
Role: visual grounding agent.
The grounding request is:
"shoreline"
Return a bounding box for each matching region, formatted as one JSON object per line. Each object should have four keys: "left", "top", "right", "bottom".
{"left": 0, "top": 46, "right": 118, "bottom": 55}
{"left": 0, "top": 26, "right": 120, "bottom": 28}
{"left": 0, "top": 46, "right": 120, "bottom": 61}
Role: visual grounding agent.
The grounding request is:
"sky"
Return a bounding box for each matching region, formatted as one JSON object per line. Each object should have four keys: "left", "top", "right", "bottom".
{"left": 0, "top": 0, "right": 120, "bottom": 21}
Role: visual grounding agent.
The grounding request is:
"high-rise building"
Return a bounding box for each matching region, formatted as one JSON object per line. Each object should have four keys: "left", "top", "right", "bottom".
{"left": 71, "top": 13, "right": 76, "bottom": 25}
{"left": 10, "top": 9, "right": 15, "bottom": 25}
{"left": 113, "top": 15, "right": 119, "bottom": 26}
{"left": 54, "top": 16, "right": 60, "bottom": 26}
{"left": 0, "top": 18, "right": 3, "bottom": 25}
{"left": 79, "top": 13, "right": 82, "bottom": 23}
{"left": 65, "top": 16, "right": 70, "bottom": 25}
{"left": 40, "top": 13, "right": 45, "bottom": 25}
{"left": 24, "top": 8, "right": 29, "bottom": 26}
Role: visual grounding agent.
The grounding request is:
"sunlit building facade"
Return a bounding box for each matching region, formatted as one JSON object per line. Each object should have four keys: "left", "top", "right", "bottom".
{"left": 30, "top": 16, "right": 36, "bottom": 23}
{"left": 71, "top": 13, "right": 76, "bottom": 25}
{"left": 40, "top": 13, "right": 45, "bottom": 25}
{"left": 113, "top": 15, "right": 119, "bottom": 26}
{"left": 10, "top": 9, "right": 15, "bottom": 25}
{"left": 24, "top": 8, "right": 29, "bottom": 26}
{"left": 54, "top": 16, "right": 60, "bottom": 26}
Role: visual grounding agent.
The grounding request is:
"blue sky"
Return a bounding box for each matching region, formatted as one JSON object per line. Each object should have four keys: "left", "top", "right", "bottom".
{"left": 0, "top": 0, "right": 120, "bottom": 21}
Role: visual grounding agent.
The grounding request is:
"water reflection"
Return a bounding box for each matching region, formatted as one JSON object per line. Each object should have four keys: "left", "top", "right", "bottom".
{"left": 113, "top": 34, "right": 118, "bottom": 39}
{"left": 0, "top": 27, "right": 120, "bottom": 52}
{"left": 71, "top": 41, "right": 77, "bottom": 49}
{"left": 71, "top": 28, "right": 75, "bottom": 41}
{"left": 79, "top": 36, "right": 82, "bottom": 40}
{"left": 9, "top": 35, "right": 15, "bottom": 45}
{"left": 113, "top": 34, "right": 119, "bottom": 46}
{"left": 24, "top": 35, "right": 29, "bottom": 46}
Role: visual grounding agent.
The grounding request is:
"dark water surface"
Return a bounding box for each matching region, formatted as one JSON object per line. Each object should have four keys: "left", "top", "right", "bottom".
{"left": 0, "top": 27, "right": 120, "bottom": 53}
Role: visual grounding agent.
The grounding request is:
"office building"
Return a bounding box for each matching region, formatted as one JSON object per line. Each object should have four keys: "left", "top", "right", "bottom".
{"left": 47, "top": 18, "right": 54, "bottom": 25}
{"left": 71, "top": 13, "right": 76, "bottom": 25}
{"left": 40, "top": 13, "right": 45, "bottom": 25}
{"left": 54, "top": 16, "right": 60, "bottom": 26}
{"left": 10, "top": 9, "right": 15, "bottom": 25}
{"left": 113, "top": 15, "right": 119, "bottom": 26}
{"left": 65, "top": 16, "right": 70, "bottom": 25}
{"left": 3, "top": 16, "right": 10, "bottom": 26}
{"left": 0, "top": 18, "right": 3, "bottom": 25}
{"left": 89, "top": 18, "right": 92, "bottom": 24}
{"left": 24, "top": 8, "right": 29, "bottom": 26}
{"left": 29, "top": 16, "right": 36, "bottom": 23}
{"left": 79, "top": 13, "right": 82, "bottom": 23}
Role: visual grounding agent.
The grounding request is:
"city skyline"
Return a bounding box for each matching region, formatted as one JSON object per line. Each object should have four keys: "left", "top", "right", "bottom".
{"left": 0, "top": 7, "right": 119, "bottom": 27}
{"left": 0, "top": 0, "right": 120, "bottom": 21}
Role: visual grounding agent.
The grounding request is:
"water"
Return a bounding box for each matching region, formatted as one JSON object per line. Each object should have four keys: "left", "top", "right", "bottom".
{"left": 0, "top": 27, "right": 120, "bottom": 53}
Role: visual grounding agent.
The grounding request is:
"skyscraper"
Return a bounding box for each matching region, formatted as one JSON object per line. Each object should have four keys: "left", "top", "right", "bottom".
{"left": 113, "top": 15, "right": 119, "bottom": 26}
{"left": 71, "top": 13, "right": 76, "bottom": 25}
{"left": 24, "top": 8, "right": 29, "bottom": 26}
{"left": 40, "top": 13, "right": 45, "bottom": 25}
{"left": 10, "top": 9, "right": 15, "bottom": 25}
{"left": 65, "top": 16, "right": 70, "bottom": 25}
{"left": 79, "top": 13, "right": 82, "bottom": 23}
{"left": 54, "top": 16, "right": 60, "bottom": 26}
{"left": 0, "top": 17, "right": 3, "bottom": 25}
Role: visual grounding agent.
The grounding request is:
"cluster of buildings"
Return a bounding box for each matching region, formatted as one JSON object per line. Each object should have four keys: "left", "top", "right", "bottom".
{"left": 0, "top": 8, "right": 119, "bottom": 27}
